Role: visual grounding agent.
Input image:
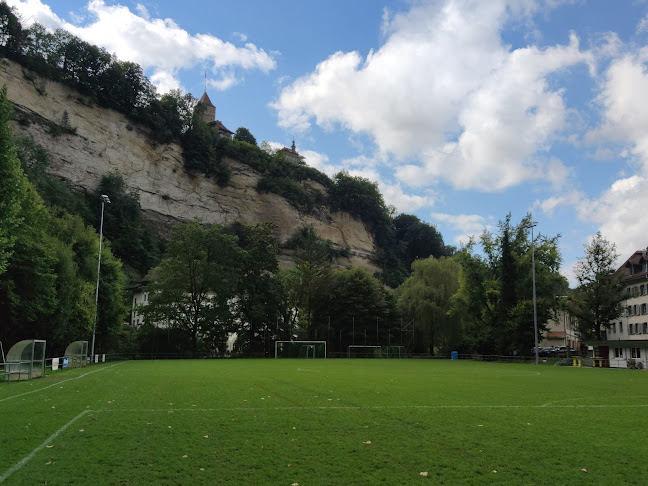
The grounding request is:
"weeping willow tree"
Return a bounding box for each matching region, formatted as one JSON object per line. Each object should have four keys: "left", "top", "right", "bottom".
{"left": 397, "top": 256, "right": 462, "bottom": 355}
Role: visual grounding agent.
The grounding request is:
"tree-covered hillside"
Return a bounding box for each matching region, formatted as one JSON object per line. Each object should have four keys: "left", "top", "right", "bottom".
{"left": 0, "top": 1, "right": 454, "bottom": 286}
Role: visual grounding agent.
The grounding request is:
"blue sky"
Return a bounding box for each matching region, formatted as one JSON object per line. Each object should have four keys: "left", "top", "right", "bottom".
{"left": 7, "top": 0, "right": 648, "bottom": 283}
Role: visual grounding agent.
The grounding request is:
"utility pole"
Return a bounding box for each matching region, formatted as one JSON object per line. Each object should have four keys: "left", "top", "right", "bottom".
{"left": 91, "top": 194, "right": 111, "bottom": 362}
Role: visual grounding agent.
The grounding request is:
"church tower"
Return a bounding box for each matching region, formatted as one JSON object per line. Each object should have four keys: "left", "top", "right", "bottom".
{"left": 197, "top": 91, "right": 216, "bottom": 125}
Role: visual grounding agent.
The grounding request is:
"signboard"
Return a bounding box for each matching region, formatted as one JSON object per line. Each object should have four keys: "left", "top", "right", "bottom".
{"left": 62, "top": 356, "right": 69, "bottom": 369}
{"left": 52, "top": 357, "right": 59, "bottom": 371}
{"left": 101, "top": 354, "right": 106, "bottom": 363}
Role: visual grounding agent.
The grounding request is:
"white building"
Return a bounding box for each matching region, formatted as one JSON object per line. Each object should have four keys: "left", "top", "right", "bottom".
{"left": 604, "top": 249, "right": 648, "bottom": 369}
{"left": 540, "top": 309, "right": 580, "bottom": 352}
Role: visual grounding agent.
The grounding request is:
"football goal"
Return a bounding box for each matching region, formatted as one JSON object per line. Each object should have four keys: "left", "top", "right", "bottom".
{"left": 387, "top": 345, "right": 408, "bottom": 358}
{"left": 348, "top": 345, "right": 382, "bottom": 358}
{"left": 275, "top": 341, "right": 327, "bottom": 359}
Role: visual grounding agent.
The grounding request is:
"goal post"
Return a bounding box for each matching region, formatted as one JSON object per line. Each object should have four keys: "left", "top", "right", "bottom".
{"left": 387, "top": 345, "right": 408, "bottom": 358}
{"left": 275, "top": 341, "right": 327, "bottom": 359}
{"left": 348, "top": 345, "right": 382, "bottom": 358}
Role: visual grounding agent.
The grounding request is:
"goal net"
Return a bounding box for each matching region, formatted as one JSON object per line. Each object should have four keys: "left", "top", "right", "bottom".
{"left": 387, "top": 345, "right": 408, "bottom": 358}
{"left": 348, "top": 345, "right": 382, "bottom": 358}
{"left": 275, "top": 341, "right": 327, "bottom": 359}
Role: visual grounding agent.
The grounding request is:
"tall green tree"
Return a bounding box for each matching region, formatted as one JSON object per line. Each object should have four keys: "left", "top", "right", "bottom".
{"left": 234, "top": 222, "right": 281, "bottom": 354}
{"left": 234, "top": 127, "right": 257, "bottom": 146}
{"left": 453, "top": 214, "right": 566, "bottom": 356}
{"left": 286, "top": 226, "right": 334, "bottom": 337}
{"left": 398, "top": 256, "right": 461, "bottom": 355}
{"left": 140, "top": 221, "right": 243, "bottom": 357}
{"left": 568, "top": 232, "right": 626, "bottom": 340}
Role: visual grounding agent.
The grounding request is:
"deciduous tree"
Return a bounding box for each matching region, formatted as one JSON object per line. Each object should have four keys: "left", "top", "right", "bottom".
{"left": 568, "top": 232, "right": 626, "bottom": 340}
{"left": 140, "top": 221, "right": 243, "bottom": 357}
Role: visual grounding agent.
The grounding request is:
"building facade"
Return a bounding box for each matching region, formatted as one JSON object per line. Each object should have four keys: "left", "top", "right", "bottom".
{"left": 605, "top": 249, "right": 648, "bottom": 369}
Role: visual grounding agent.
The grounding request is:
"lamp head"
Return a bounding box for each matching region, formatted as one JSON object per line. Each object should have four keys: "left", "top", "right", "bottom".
{"left": 100, "top": 194, "right": 111, "bottom": 204}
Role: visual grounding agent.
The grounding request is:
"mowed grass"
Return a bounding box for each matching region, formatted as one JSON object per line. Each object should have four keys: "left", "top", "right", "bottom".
{"left": 1, "top": 359, "right": 647, "bottom": 485}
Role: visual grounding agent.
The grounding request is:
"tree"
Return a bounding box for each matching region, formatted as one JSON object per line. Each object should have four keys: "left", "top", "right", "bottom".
{"left": 569, "top": 232, "right": 626, "bottom": 340}
{"left": 393, "top": 213, "right": 454, "bottom": 270}
{"left": 311, "top": 268, "right": 395, "bottom": 352}
{"left": 0, "top": 85, "right": 27, "bottom": 275}
{"left": 452, "top": 214, "right": 567, "bottom": 356}
{"left": 398, "top": 257, "right": 461, "bottom": 355}
{"left": 286, "top": 226, "right": 334, "bottom": 337}
{"left": 140, "top": 221, "right": 243, "bottom": 357}
{"left": 96, "top": 173, "right": 163, "bottom": 276}
{"left": 234, "top": 127, "right": 257, "bottom": 146}
{"left": 234, "top": 222, "right": 281, "bottom": 354}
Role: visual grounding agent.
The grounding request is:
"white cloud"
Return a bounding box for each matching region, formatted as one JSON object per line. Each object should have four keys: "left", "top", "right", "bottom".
{"left": 638, "top": 14, "right": 648, "bottom": 34}
{"left": 574, "top": 48, "right": 648, "bottom": 263}
{"left": 301, "top": 149, "right": 339, "bottom": 176}
{"left": 588, "top": 50, "right": 648, "bottom": 170}
{"left": 381, "top": 184, "right": 437, "bottom": 213}
{"left": 233, "top": 32, "right": 248, "bottom": 42}
{"left": 6, "top": 0, "right": 277, "bottom": 93}
{"left": 576, "top": 175, "right": 648, "bottom": 262}
{"left": 534, "top": 189, "right": 584, "bottom": 215}
{"left": 431, "top": 212, "right": 493, "bottom": 246}
{"left": 272, "top": 0, "right": 589, "bottom": 192}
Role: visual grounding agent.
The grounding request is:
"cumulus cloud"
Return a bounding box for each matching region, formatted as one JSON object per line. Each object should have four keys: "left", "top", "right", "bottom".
{"left": 431, "top": 213, "right": 493, "bottom": 246}
{"left": 587, "top": 50, "right": 648, "bottom": 169}
{"left": 6, "top": 0, "right": 276, "bottom": 93}
{"left": 577, "top": 49, "right": 648, "bottom": 261}
{"left": 272, "top": 0, "right": 588, "bottom": 192}
{"left": 576, "top": 176, "right": 648, "bottom": 261}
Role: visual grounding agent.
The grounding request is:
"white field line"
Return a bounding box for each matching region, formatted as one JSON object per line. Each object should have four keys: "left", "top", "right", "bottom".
{"left": 93, "top": 403, "right": 648, "bottom": 413}
{"left": 0, "top": 409, "right": 90, "bottom": 484}
{"left": 0, "top": 362, "right": 126, "bottom": 404}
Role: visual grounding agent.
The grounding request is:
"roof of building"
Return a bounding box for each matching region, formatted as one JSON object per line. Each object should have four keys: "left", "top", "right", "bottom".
{"left": 198, "top": 91, "right": 215, "bottom": 107}
{"left": 278, "top": 140, "right": 305, "bottom": 161}
{"left": 617, "top": 249, "right": 648, "bottom": 281}
{"left": 208, "top": 119, "right": 234, "bottom": 134}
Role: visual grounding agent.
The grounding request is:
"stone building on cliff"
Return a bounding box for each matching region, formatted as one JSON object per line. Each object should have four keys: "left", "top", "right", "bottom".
{"left": 196, "top": 91, "right": 234, "bottom": 139}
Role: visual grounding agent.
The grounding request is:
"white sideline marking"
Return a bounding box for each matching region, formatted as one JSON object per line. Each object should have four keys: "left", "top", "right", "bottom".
{"left": 0, "top": 362, "right": 126, "bottom": 403}
{"left": 0, "top": 410, "right": 90, "bottom": 483}
{"left": 94, "top": 403, "right": 648, "bottom": 413}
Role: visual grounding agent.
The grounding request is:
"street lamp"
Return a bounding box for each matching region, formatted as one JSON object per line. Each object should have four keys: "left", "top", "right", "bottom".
{"left": 525, "top": 221, "right": 539, "bottom": 365}
{"left": 91, "top": 194, "right": 110, "bottom": 362}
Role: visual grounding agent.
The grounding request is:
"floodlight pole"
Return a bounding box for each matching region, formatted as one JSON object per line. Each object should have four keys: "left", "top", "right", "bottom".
{"left": 91, "top": 194, "right": 111, "bottom": 362}
{"left": 526, "top": 221, "right": 539, "bottom": 365}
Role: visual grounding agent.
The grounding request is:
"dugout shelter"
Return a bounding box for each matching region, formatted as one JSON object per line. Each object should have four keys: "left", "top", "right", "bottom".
{"left": 64, "top": 340, "right": 88, "bottom": 368}
{"left": 4, "top": 339, "right": 46, "bottom": 381}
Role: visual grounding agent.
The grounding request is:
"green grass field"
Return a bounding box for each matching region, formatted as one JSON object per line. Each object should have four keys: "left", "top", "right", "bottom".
{"left": 1, "top": 359, "right": 647, "bottom": 485}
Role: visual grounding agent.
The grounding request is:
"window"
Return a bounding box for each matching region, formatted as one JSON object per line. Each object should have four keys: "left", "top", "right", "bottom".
{"left": 620, "top": 323, "right": 624, "bottom": 333}
{"left": 642, "top": 303, "right": 647, "bottom": 315}
{"left": 643, "top": 323, "right": 647, "bottom": 334}
{"left": 641, "top": 285, "right": 646, "bottom": 296}
{"left": 612, "top": 323, "right": 617, "bottom": 334}
{"left": 615, "top": 348, "right": 623, "bottom": 358}
{"left": 632, "top": 348, "right": 641, "bottom": 359}
{"left": 634, "top": 305, "right": 638, "bottom": 316}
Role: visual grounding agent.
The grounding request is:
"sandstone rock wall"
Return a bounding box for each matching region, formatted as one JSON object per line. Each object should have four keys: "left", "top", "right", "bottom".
{"left": 0, "top": 59, "right": 378, "bottom": 272}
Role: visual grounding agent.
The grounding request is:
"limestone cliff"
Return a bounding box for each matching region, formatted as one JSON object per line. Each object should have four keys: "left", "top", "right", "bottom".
{"left": 0, "top": 59, "right": 378, "bottom": 272}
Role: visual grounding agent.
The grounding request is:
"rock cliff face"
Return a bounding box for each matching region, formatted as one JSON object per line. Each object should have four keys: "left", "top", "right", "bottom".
{"left": 0, "top": 59, "right": 378, "bottom": 272}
